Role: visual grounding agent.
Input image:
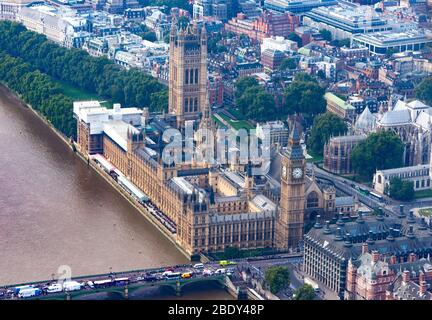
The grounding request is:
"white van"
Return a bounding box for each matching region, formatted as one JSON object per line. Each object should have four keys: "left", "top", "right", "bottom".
{"left": 215, "top": 268, "right": 226, "bottom": 274}
{"left": 47, "top": 283, "right": 63, "bottom": 293}
{"left": 63, "top": 281, "right": 82, "bottom": 292}
{"left": 193, "top": 263, "right": 204, "bottom": 269}
{"left": 18, "top": 288, "right": 42, "bottom": 298}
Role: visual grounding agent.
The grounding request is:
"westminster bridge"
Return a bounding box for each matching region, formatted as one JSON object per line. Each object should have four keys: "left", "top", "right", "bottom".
{"left": 1, "top": 254, "right": 303, "bottom": 300}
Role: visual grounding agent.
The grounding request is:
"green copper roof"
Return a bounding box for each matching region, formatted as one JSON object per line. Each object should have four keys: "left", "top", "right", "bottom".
{"left": 325, "top": 92, "right": 355, "bottom": 110}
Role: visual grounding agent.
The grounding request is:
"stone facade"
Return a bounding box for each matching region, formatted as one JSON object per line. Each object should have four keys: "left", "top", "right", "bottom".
{"left": 323, "top": 134, "right": 367, "bottom": 175}
{"left": 169, "top": 21, "right": 208, "bottom": 128}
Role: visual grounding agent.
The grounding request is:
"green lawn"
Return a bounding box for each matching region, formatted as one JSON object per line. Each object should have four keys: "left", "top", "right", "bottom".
{"left": 216, "top": 112, "right": 254, "bottom": 131}
{"left": 414, "top": 189, "right": 432, "bottom": 199}
{"left": 55, "top": 80, "right": 113, "bottom": 108}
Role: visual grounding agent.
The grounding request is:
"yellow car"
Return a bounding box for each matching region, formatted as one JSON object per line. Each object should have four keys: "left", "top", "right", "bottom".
{"left": 181, "top": 272, "right": 192, "bottom": 279}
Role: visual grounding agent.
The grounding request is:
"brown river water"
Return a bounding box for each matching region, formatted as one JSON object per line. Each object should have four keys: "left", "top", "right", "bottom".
{"left": 0, "top": 86, "right": 232, "bottom": 299}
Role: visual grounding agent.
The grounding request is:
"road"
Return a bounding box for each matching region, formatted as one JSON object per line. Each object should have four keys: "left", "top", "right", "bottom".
{"left": 313, "top": 165, "right": 399, "bottom": 217}
{"left": 1, "top": 254, "right": 305, "bottom": 300}
{"left": 235, "top": 255, "right": 305, "bottom": 300}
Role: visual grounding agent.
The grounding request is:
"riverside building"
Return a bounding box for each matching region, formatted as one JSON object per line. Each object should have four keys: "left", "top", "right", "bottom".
{"left": 74, "top": 21, "right": 313, "bottom": 258}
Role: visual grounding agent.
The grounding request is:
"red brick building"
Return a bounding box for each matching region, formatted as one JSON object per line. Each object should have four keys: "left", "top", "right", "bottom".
{"left": 225, "top": 11, "right": 299, "bottom": 43}
{"left": 261, "top": 49, "right": 286, "bottom": 72}
{"left": 345, "top": 245, "right": 432, "bottom": 300}
{"left": 208, "top": 73, "right": 224, "bottom": 107}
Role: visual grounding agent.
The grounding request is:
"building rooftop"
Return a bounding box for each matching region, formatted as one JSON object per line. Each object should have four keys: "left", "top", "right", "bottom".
{"left": 305, "top": 213, "right": 432, "bottom": 261}
{"left": 376, "top": 164, "right": 429, "bottom": 175}
{"left": 103, "top": 121, "right": 138, "bottom": 152}
{"left": 353, "top": 29, "right": 432, "bottom": 46}
{"left": 325, "top": 92, "right": 355, "bottom": 110}
{"left": 379, "top": 109, "right": 411, "bottom": 126}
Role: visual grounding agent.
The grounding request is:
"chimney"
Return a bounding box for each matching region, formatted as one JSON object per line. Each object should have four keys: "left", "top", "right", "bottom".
{"left": 362, "top": 242, "right": 369, "bottom": 254}
{"left": 372, "top": 250, "right": 380, "bottom": 263}
{"left": 403, "top": 270, "right": 410, "bottom": 283}
{"left": 420, "top": 281, "right": 427, "bottom": 296}
{"left": 409, "top": 253, "right": 417, "bottom": 262}
{"left": 390, "top": 255, "right": 397, "bottom": 264}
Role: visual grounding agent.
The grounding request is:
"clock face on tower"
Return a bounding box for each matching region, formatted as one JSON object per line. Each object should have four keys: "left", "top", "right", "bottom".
{"left": 292, "top": 167, "right": 303, "bottom": 179}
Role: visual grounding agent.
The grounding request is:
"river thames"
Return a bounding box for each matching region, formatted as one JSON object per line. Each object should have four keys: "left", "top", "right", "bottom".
{"left": 0, "top": 86, "right": 232, "bottom": 299}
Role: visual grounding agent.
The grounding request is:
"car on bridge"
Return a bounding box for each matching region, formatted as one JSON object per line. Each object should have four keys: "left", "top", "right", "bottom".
{"left": 203, "top": 268, "right": 214, "bottom": 276}
{"left": 46, "top": 283, "right": 63, "bottom": 293}
{"left": 181, "top": 272, "right": 192, "bottom": 279}
{"left": 193, "top": 263, "right": 204, "bottom": 269}
{"left": 143, "top": 273, "right": 158, "bottom": 282}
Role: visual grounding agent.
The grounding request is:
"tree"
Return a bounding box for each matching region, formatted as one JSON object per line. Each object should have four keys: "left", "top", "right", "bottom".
{"left": 294, "top": 284, "right": 316, "bottom": 300}
{"left": 137, "top": 24, "right": 157, "bottom": 42}
{"left": 249, "top": 89, "right": 275, "bottom": 120}
{"left": 236, "top": 86, "right": 275, "bottom": 121}
{"left": 351, "top": 131, "right": 404, "bottom": 179}
{"left": 319, "top": 29, "right": 332, "bottom": 42}
{"left": 388, "top": 178, "right": 414, "bottom": 201}
{"left": 235, "top": 76, "right": 259, "bottom": 99}
{"left": 279, "top": 57, "right": 297, "bottom": 71}
{"left": 288, "top": 32, "right": 302, "bottom": 48}
{"left": 294, "top": 72, "right": 317, "bottom": 83}
{"left": 0, "top": 20, "right": 168, "bottom": 113}
{"left": 284, "top": 75, "right": 326, "bottom": 124}
{"left": 139, "top": 0, "right": 192, "bottom": 12}
{"left": 235, "top": 74, "right": 276, "bottom": 122}
{"left": 415, "top": 77, "right": 432, "bottom": 106}
{"left": 330, "top": 38, "right": 351, "bottom": 48}
{"left": 223, "top": 246, "right": 242, "bottom": 259}
{"left": 264, "top": 266, "right": 290, "bottom": 294}
{"left": 316, "top": 69, "right": 326, "bottom": 79}
{"left": 307, "top": 113, "right": 348, "bottom": 155}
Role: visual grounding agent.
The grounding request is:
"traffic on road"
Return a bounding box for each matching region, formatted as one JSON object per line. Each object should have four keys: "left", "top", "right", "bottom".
{"left": 0, "top": 260, "right": 239, "bottom": 300}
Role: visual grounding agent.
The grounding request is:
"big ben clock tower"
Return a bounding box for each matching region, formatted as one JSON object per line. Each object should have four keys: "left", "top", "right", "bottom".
{"left": 276, "top": 121, "right": 306, "bottom": 250}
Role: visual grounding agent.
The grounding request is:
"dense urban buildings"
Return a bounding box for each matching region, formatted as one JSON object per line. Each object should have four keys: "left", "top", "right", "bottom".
{"left": 3, "top": 0, "right": 432, "bottom": 301}
{"left": 225, "top": 11, "right": 299, "bottom": 43}
{"left": 304, "top": 210, "right": 432, "bottom": 298}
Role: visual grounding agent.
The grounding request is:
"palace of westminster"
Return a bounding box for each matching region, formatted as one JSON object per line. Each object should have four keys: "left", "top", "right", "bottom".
{"left": 74, "top": 20, "right": 342, "bottom": 258}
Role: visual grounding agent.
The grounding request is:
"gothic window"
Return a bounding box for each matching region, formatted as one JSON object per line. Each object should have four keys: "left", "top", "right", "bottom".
{"left": 194, "top": 97, "right": 198, "bottom": 112}
{"left": 184, "top": 98, "right": 189, "bottom": 112}
{"left": 195, "top": 68, "right": 199, "bottom": 84}
{"left": 307, "top": 191, "right": 319, "bottom": 208}
{"left": 378, "top": 175, "right": 382, "bottom": 184}
{"left": 185, "top": 69, "right": 189, "bottom": 85}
